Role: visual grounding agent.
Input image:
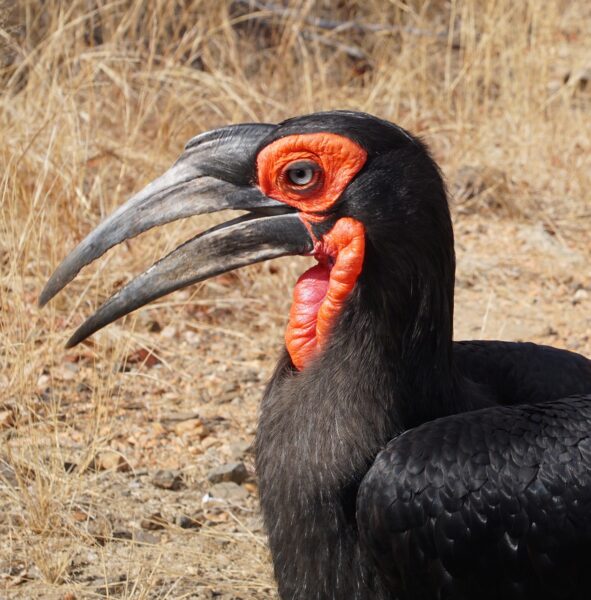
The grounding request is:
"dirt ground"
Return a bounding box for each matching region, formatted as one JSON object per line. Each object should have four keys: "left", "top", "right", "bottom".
{"left": 1, "top": 1, "right": 590, "bottom": 599}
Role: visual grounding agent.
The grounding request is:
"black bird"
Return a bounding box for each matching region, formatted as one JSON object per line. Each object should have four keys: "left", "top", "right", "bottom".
{"left": 41, "top": 111, "right": 591, "bottom": 600}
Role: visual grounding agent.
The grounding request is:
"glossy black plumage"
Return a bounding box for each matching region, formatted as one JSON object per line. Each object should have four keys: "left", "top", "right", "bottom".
{"left": 42, "top": 111, "right": 591, "bottom": 600}
{"left": 453, "top": 341, "right": 591, "bottom": 406}
{"left": 257, "top": 339, "right": 591, "bottom": 600}
{"left": 358, "top": 397, "right": 591, "bottom": 600}
{"left": 252, "top": 114, "right": 591, "bottom": 600}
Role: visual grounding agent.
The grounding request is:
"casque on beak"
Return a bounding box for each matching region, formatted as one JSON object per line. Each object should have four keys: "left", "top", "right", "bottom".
{"left": 40, "top": 123, "right": 313, "bottom": 347}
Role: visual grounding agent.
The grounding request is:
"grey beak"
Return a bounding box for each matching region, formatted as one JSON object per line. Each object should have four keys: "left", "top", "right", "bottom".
{"left": 40, "top": 123, "right": 313, "bottom": 346}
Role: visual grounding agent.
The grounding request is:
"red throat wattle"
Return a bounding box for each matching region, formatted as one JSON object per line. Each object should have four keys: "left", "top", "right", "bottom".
{"left": 286, "top": 217, "right": 365, "bottom": 370}
{"left": 256, "top": 132, "right": 368, "bottom": 370}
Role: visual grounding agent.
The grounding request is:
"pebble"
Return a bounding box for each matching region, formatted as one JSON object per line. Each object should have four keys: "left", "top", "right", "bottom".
{"left": 573, "top": 289, "right": 588, "bottom": 305}
{"left": 206, "top": 482, "right": 249, "bottom": 503}
{"left": 174, "top": 418, "right": 209, "bottom": 438}
{"left": 93, "top": 451, "right": 130, "bottom": 472}
{"left": 161, "top": 411, "right": 200, "bottom": 422}
{"left": 0, "top": 409, "right": 15, "bottom": 429}
{"left": 243, "top": 482, "right": 258, "bottom": 495}
{"left": 140, "top": 511, "right": 167, "bottom": 530}
{"left": 243, "top": 369, "right": 260, "bottom": 383}
{"left": 112, "top": 529, "right": 133, "bottom": 540}
{"left": 207, "top": 462, "right": 248, "bottom": 485}
{"left": 541, "top": 325, "right": 558, "bottom": 337}
{"left": 222, "top": 382, "right": 240, "bottom": 394}
{"left": 228, "top": 440, "right": 251, "bottom": 461}
{"left": 133, "top": 530, "right": 160, "bottom": 545}
{"left": 36, "top": 374, "right": 50, "bottom": 390}
{"left": 152, "top": 469, "right": 184, "bottom": 490}
{"left": 201, "top": 437, "right": 220, "bottom": 450}
{"left": 160, "top": 325, "right": 177, "bottom": 339}
{"left": 176, "top": 514, "right": 203, "bottom": 529}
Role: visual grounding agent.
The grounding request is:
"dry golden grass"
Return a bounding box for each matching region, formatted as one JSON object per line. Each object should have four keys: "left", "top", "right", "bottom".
{"left": 1, "top": 1, "right": 590, "bottom": 598}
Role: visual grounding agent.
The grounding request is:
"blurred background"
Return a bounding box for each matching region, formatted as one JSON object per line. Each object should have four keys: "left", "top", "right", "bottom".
{"left": 1, "top": 1, "right": 590, "bottom": 598}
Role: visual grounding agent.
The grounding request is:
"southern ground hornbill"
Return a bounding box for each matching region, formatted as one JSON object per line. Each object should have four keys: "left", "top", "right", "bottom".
{"left": 41, "top": 111, "right": 591, "bottom": 600}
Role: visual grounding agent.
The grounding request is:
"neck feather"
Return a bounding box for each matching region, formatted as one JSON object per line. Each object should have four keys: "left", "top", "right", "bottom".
{"left": 256, "top": 247, "right": 456, "bottom": 598}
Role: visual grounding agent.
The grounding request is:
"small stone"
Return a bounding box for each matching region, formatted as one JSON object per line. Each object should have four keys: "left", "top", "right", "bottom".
{"left": 152, "top": 469, "right": 184, "bottom": 490}
{"left": 0, "top": 409, "right": 15, "bottom": 429}
{"left": 148, "top": 320, "right": 162, "bottom": 333}
{"left": 161, "top": 411, "right": 200, "bottom": 422}
{"left": 207, "top": 462, "right": 248, "bottom": 485}
{"left": 151, "top": 422, "right": 166, "bottom": 436}
{"left": 174, "top": 418, "right": 209, "bottom": 438}
{"left": 205, "top": 511, "right": 229, "bottom": 523}
{"left": 125, "top": 347, "right": 161, "bottom": 367}
{"left": 161, "top": 325, "right": 177, "bottom": 339}
{"left": 134, "top": 530, "right": 160, "bottom": 545}
{"left": 54, "top": 364, "right": 78, "bottom": 381}
{"left": 93, "top": 451, "right": 130, "bottom": 472}
{"left": 140, "top": 512, "right": 167, "bottom": 530}
{"left": 243, "top": 369, "right": 260, "bottom": 383}
{"left": 63, "top": 593, "right": 77, "bottom": 600}
{"left": 541, "top": 326, "right": 558, "bottom": 337}
{"left": 222, "top": 382, "right": 239, "bottom": 394}
{"left": 37, "top": 374, "right": 50, "bottom": 390}
{"left": 246, "top": 515, "right": 264, "bottom": 532}
{"left": 201, "top": 437, "right": 219, "bottom": 450}
{"left": 112, "top": 529, "right": 133, "bottom": 540}
{"left": 207, "top": 482, "right": 249, "bottom": 503}
{"left": 243, "top": 482, "right": 258, "bottom": 495}
{"left": 71, "top": 509, "right": 89, "bottom": 523}
{"left": 228, "top": 440, "right": 251, "bottom": 461}
{"left": 176, "top": 513, "right": 203, "bottom": 529}
{"left": 573, "top": 289, "right": 589, "bottom": 305}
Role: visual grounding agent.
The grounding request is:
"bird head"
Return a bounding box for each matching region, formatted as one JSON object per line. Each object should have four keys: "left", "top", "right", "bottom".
{"left": 41, "top": 111, "right": 454, "bottom": 370}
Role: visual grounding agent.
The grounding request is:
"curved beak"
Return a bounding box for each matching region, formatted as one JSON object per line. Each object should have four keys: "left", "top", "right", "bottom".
{"left": 40, "top": 123, "right": 313, "bottom": 347}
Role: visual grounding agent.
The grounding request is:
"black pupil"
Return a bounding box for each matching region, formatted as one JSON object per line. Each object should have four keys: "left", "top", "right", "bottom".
{"left": 287, "top": 162, "right": 316, "bottom": 186}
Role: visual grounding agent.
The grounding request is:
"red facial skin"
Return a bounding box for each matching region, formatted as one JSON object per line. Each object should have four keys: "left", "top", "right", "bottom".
{"left": 257, "top": 133, "right": 367, "bottom": 370}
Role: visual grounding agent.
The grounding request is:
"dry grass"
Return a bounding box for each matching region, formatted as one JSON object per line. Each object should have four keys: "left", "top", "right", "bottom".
{"left": 1, "top": 1, "right": 590, "bottom": 598}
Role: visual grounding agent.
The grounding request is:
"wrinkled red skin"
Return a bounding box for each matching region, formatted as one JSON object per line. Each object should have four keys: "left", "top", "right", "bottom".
{"left": 286, "top": 218, "right": 365, "bottom": 370}
{"left": 257, "top": 133, "right": 367, "bottom": 370}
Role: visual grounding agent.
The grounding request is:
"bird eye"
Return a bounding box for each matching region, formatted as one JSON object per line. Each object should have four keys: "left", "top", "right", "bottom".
{"left": 284, "top": 160, "right": 321, "bottom": 189}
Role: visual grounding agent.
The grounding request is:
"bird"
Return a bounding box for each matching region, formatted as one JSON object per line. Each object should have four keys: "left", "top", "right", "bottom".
{"left": 40, "top": 111, "right": 591, "bottom": 600}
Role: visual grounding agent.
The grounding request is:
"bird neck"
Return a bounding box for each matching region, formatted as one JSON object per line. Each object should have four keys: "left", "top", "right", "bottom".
{"left": 355, "top": 237, "right": 458, "bottom": 426}
{"left": 256, "top": 350, "right": 396, "bottom": 600}
{"left": 256, "top": 248, "right": 457, "bottom": 599}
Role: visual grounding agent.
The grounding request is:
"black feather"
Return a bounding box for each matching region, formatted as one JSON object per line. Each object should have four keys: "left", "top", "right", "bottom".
{"left": 253, "top": 111, "right": 591, "bottom": 600}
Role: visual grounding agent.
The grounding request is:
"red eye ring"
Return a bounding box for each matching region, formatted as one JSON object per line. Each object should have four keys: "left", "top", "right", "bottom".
{"left": 281, "top": 159, "right": 323, "bottom": 194}
{"left": 257, "top": 133, "right": 367, "bottom": 213}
